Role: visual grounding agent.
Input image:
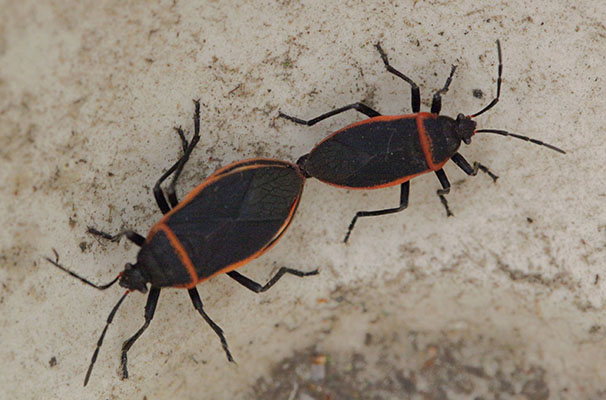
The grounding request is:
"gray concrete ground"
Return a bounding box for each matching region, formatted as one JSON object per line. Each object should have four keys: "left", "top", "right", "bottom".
{"left": 1, "top": 0, "right": 605, "bottom": 399}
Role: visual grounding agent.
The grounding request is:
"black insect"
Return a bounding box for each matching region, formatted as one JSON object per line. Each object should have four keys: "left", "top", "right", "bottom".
{"left": 48, "top": 100, "right": 317, "bottom": 385}
{"left": 280, "top": 40, "right": 564, "bottom": 242}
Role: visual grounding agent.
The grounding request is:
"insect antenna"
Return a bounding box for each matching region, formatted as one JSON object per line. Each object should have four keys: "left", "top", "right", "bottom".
{"left": 46, "top": 250, "right": 129, "bottom": 385}
{"left": 45, "top": 249, "right": 120, "bottom": 290}
{"left": 84, "top": 291, "right": 130, "bottom": 386}
{"left": 475, "top": 129, "right": 565, "bottom": 154}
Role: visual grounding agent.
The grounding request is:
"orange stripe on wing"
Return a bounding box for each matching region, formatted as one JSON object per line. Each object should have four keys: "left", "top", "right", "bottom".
{"left": 146, "top": 161, "right": 305, "bottom": 288}
{"left": 315, "top": 114, "right": 418, "bottom": 148}
{"left": 314, "top": 113, "right": 435, "bottom": 190}
{"left": 157, "top": 160, "right": 300, "bottom": 226}
{"left": 316, "top": 169, "right": 428, "bottom": 190}
{"left": 152, "top": 223, "right": 199, "bottom": 288}
{"left": 189, "top": 171, "right": 304, "bottom": 287}
{"left": 416, "top": 113, "right": 447, "bottom": 171}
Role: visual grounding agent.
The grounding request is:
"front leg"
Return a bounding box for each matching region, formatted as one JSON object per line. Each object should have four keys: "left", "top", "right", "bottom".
{"left": 375, "top": 42, "right": 421, "bottom": 113}
{"left": 120, "top": 288, "right": 161, "bottom": 380}
{"left": 188, "top": 288, "right": 234, "bottom": 363}
{"left": 430, "top": 65, "right": 457, "bottom": 114}
{"left": 434, "top": 168, "right": 453, "bottom": 217}
{"left": 87, "top": 227, "right": 145, "bottom": 247}
{"left": 153, "top": 99, "right": 202, "bottom": 213}
{"left": 451, "top": 153, "right": 498, "bottom": 182}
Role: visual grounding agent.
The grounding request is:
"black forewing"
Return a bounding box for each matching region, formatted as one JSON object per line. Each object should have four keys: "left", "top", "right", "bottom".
{"left": 165, "top": 164, "right": 304, "bottom": 279}
{"left": 306, "top": 118, "right": 428, "bottom": 187}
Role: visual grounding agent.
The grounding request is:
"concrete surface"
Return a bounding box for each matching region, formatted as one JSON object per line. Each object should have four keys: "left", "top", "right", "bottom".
{"left": 1, "top": 0, "right": 605, "bottom": 399}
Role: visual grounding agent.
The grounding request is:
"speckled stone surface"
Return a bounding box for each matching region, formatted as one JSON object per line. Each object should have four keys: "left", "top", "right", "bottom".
{"left": 1, "top": 1, "right": 605, "bottom": 398}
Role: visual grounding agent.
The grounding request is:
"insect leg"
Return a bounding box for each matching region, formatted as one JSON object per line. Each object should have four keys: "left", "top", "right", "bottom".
{"left": 165, "top": 100, "right": 201, "bottom": 208}
{"left": 87, "top": 227, "right": 145, "bottom": 247}
{"left": 434, "top": 168, "right": 453, "bottom": 217}
{"left": 375, "top": 42, "right": 421, "bottom": 113}
{"left": 227, "top": 268, "right": 319, "bottom": 293}
{"left": 344, "top": 181, "right": 410, "bottom": 243}
{"left": 153, "top": 100, "right": 202, "bottom": 212}
{"left": 279, "top": 103, "right": 381, "bottom": 127}
{"left": 470, "top": 40, "right": 502, "bottom": 118}
{"left": 188, "top": 288, "right": 234, "bottom": 363}
{"left": 430, "top": 65, "right": 457, "bottom": 114}
{"left": 120, "top": 288, "right": 161, "bottom": 379}
{"left": 451, "top": 153, "right": 498, "bottom": 182}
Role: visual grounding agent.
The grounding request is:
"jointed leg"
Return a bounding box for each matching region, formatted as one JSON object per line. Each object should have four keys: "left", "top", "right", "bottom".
{"left": 120, "top": 288, "right": 161, "bottom": 379}
{"left": 174, "top": 126, "right": 189, "bottom": 153}
{"left": 153, "top": 99, "right": 202, "bottom": 213}
{"left": 451, "top": 153, "right": 498, "bottom": 182}
{"left": 188, "top": 288, "right": 234, "bottom": 363}
{"left": 152, "top": 127, "right": 189, "bottom": 214}
{"left": 344, "top": 181, "right": 410, "bottom": 243}
{"left": 470, "top": 40, "right": 502, "bottom": 118}
{"left": 434, "top": 168, "right": 453, "bottom": 217}
{"left": 227, "top": 267, "right": 319, "bottom": 293}
{"left": 279, "top": 103, "right": 381, "bottom": 127}
{"left": 87, "top": 227, "right": 145, "bottom": 247}
{"left": 165, "top": 100, "right": 201, "bottom": 207}
{"left": 430, "top": 65, "right": 457, "bottom": 114}
{"left": 375, "top": 42, "right": 421, "bottom": 113}
{"left": 89, "top": 102, "right": 201, "bottom": 239}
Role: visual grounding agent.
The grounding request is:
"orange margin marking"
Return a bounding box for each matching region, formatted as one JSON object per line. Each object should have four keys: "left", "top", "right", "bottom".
{"left": 150, "top": 223, "right": 199, "bottom": 288}
{"left": 146, "top": 159, "right": 305, "bottom": 288}
{"left": 318, "top": 169, "right": 428, "bottom": 190}
{"left": 185, "top": 165, "right": 304, "bottom": 287}
{"left": 315, "top": 114, "right": 419, "bottom": 148}
{"left": 156, "top": 158, "right": 300, "bottom": 225}
{"left": 313, "top": 113, "right": 444, "bottom": 190}
{"left": 416, "top": 112, "right": 447, "bottom": 172}
{"left": 416, "top": 113, "right": 437, "bottom": 170}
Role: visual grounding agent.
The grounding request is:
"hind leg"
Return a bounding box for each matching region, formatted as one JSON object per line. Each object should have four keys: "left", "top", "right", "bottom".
{"left": 344, "top": 181, "right": 410, "bottom": 243}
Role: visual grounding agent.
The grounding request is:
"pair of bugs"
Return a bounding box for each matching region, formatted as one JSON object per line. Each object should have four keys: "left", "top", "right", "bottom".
{"left": 47, "top": 40, "right": 564, "bottom": 385}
